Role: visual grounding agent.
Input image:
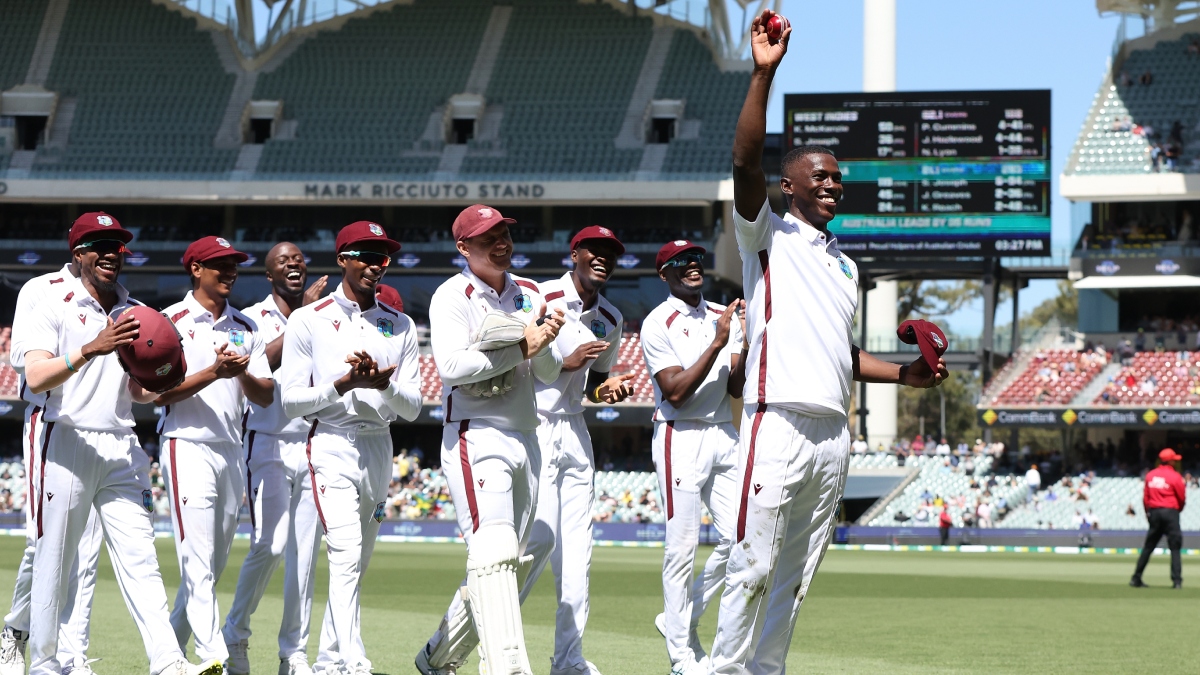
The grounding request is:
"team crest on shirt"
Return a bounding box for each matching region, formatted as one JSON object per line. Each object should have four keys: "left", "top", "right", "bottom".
{"left": 837, "top": 257, "right": 854, "bottom": 280}
{"left": 590, "top": 320, "right": 606, "bottom": 338}
{"left": 373, "top": 501, "right": 386, "bottom": 523}
{"left": 141, "top": 489, "right": 153, "bottom": 513}
{"left": 377, "top": 318, "right": 394, "bottom": 338}
{"left": 514, "top": 294, "right": 533, "bottom": 313}
{"left": 227, "top": 328, "right": 245, "bottom": 347}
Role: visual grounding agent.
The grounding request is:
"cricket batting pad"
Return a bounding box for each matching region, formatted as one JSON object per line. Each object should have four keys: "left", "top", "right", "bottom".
{"left": 466, "top": 525, "right": 532, "bottom": 675}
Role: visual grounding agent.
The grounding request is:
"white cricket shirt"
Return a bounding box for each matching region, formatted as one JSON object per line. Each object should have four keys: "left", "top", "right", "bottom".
{"left": 429, "top": 267, "right": 563, "bottom": 432}
{"left": 641, "top": 294, "right": 744, "bottom": 423}
{"left": 279, "top": 285, "right": 422, "bottom": 430}
{"left": 242, "top": 295, "right": 312, "bottom": 436}
{"left": 158, "top": 291, "right": 271, "bottom": 444}
{"left": 9, "top": 264, "right": 75, "bottom": 409}
{"left": 13, "top": 275, "right": 142, "bottom": 431}
{"left": 534, "top": 273, "right": 622, "bottom": 416}
{"left": 736, "top": 199, "right": 858, "bottom": 417}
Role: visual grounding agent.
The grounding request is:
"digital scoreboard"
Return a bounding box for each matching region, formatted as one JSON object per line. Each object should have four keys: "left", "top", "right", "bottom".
{"left": 783, "top": 90, "right": 1051, "bottom": 257}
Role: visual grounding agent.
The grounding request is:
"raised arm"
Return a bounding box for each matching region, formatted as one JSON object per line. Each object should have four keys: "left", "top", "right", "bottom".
{"left": 851, "top": 346, "right": 948, "bottom": 388}
{"left": 733, "top": 10, "right": 791, "bottom": 222}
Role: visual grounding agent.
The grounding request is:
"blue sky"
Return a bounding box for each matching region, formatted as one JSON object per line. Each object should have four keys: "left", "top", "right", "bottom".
{"left": 762, "top": 0, "right": 1127, "bottom": 335}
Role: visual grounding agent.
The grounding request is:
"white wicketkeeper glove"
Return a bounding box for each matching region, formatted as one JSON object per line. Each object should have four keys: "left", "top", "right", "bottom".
{"left": 458, "top": 310, "right": 528, "bottom": 398}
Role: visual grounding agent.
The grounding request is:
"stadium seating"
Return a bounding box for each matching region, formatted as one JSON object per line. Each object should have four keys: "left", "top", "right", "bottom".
{"left": 458, "top": 0, "right": 651, "bottom": 179}
{"left": 254, "top": 0, "right": 492, "bottom": 177}
{"left": 1070, "top": 33, "right": 1200, "bottom": 175}
{"left": 999, "top": 476, "right": 1200, "bottom": 530}
{"left": 1093, "top": 351, "right": 1200, "bottom": 406}
{"left": 866, "top": 454, "right": 1028, "bottom": 528}
{"left": 33, "top": 0, "right": 237, "bottom": 176}
{"left": 653, "top": 30, "right": 747, "bottom": 179}
{"left": 0, "top": 0, "right": 45, "bottom": 92}
{"left": 988, "top": 349, "right": 1109, "bottom": 406}
{"left": 593, "top": 470, "right": 664, "bottom": 523}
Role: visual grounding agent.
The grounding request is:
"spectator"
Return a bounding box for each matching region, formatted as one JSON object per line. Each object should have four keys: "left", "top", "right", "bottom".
{"left": 936, "top": 438, "right": 951, "bottom": 456}
{"left": 852, "top": 434, "right": 868, "bottom": 454}
{"left": 1025, "top": 463, "right": 1041, "bottom": 499}
{"left": 977, "top": 501, "right": 993, "bottom": 529}
{"left": 1119, "top": 69, "right": 1133, "bottom": 86}
{"left": 1139, "top": 69, "right": 1153, "bottom": 85}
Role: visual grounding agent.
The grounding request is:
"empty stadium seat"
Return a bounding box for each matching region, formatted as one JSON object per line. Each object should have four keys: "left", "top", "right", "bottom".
{"left": 0, "top": 0, "right": 46, "bottom": 91}
{"left": 989, "top": 349, "right": 1109, "bottom": 406}
{"left": 1093, "top": 351, "right": 1200, "bottom": 406}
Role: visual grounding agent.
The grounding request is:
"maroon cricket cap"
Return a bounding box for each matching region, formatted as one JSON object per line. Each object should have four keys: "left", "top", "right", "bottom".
{"left": 183, "top": 236, "right": 249, "bottom": 270}
{"left": 68, "top": 212, "right": 133, "bottom": 250}
{"left": 655, "top": 239, "right": 706, "bottom": 270}
{"left": 1160, "top": 448, "right": 1183, "bottom": 462}
{"left": 336, "top": 221, "right": 401, "bottom": 254}
{"left": 452, "top": 204, "right": 516, "bottom": 241}
{"left": 375, "top": 284, "right": 404, "bottom": 313}
{"left": 115, "top": 306, "right": 187, "bottom": 393}
{"left": 897, "top": 319, "right": 948, "bottom": 371}
{"left": 570, "top": 225, "right": 625, "bottom": 256}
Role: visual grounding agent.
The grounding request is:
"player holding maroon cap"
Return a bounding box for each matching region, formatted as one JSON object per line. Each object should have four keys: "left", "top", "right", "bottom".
{"left": 222, "top": 242, "right": 329, "bottom": 675}
{"left": 158, "top": 236, "right": 274, "bottom": 668}
{"left": 280, "top": 221, "right": 422, "bottom": 674}
{"left": 2, "top": 214, "right": 111, "bottom": 675}
{"left": 641, "top": 240, "right": 745, "bottom": 675}
{"left": 416, "top": 204, "right": 564, "bottom": 675}
{"left": 1130, "top": 448, "right": 1187, "bottom": 589}
{"left": 14, "top": 213, "right": 222, "bottom": 675}
{"left": 519, "top": 225, "right": 635, "bottom": 675}
{"left": 712, "top": 11, "right": 947, "bottom": 673}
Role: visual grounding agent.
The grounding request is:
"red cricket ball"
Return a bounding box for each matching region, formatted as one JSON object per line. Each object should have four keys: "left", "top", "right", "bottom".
{"left": 766, "top": 14, "right": 790, "bottom": 44}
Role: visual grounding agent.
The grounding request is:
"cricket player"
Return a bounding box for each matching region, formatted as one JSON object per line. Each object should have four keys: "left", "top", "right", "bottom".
{"left": 280, "top": 221, "right": 422, "bottom": 674}
{"left": 710, "top": 12, "right": 947, "bottom": 673}
{"left": 3, "top": 252, "right": 105, "bottom": 675}
{"left": 16, "top": 213, "right": 222, "bottom": 675}
{"left": 222, "top": 242, "right": 329, "bottom": 675}
{"left": 641, "top": 240, "right": 745, "bottom": 675}
{"left": 416, "top": 204, "right": 564, "bottom": 675}
{"left": 159, "top": 237, "right": 274, "bottom": 666}
{"left": 521, "top": 225, "right": 635, "bottom": 675}
{"left": 710, "top": 13, "right": 945, "bottom": 667}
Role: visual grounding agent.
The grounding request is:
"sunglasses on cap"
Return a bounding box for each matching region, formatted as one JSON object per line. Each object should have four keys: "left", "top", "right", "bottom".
{"left": 341, "top": 250, "right": 391, "bottom": 267}
{"left": 661, "top": 252, "right": 704, "bottom": 269}
{"left": 73, "top": 239, "right": 128, "bottom": 255}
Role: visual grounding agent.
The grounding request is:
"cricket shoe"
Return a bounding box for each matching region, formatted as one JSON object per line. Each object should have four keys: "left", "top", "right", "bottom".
{"left": 669, "top": 659, "right": 707, "bottom": 675}
{"left": 63, "top": 658, "right": 103, "bottom": 675}
{"left": 278, "top": 653, "right": 314, "bottom": 675}
{"left": 549, "top": 661, "right": 602, "bottom": 675}
{"left": 171, "top": 659, "right": 224, "bottom": 675}
{"left": 1129, "top": 577, "right": 1148, "bottom": 588}
{"left": 0, "top": 625, "right": 27, "bottom": 675}
{"left": 414, "top": 645, "right": 462, "bottom": 674}
{"left": 225, "top": 639, "right": 250, "bottom": 675}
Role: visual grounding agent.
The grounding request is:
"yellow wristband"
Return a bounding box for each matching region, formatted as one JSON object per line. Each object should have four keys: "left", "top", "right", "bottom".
{"left": 593, "top": 385, "right": 604, "bottom": 401}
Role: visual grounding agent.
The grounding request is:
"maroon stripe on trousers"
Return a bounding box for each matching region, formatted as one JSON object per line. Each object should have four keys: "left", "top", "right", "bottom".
{"left": 458, "top": 420, "right": 480, "bottom": 532}
{"left": 35, "top": 421, "right": 54, "bottom": 539}
{"left": 736, "top": 404, "right": 768, "bottom": 543}
{"left": 305, "top": 421, "right": 328, "bottom": 533}
{"left": 665, "top": 421, "right": 675, "bottom": 520}
{"left": 756, "top": 249, "right": 772, "bottom": 401}
{"left": 168, "top": 438, "right": 185, "bottom": 541}
{"left": 27, "top": 407, "right": 40, "bottom": 525}
{"left": 246, "top": 430, "right": 257, "bottom": 530}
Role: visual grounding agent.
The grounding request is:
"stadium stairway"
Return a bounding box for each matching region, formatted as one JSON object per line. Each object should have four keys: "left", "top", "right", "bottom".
{"left": 24, "top": 0, "right": 68, "bottom": 86}
{"left": 0, "top": 0, "right": 47, "bottom": 91}
{"left": 1071, "top": 361, "right": 1123, "bottom": 406}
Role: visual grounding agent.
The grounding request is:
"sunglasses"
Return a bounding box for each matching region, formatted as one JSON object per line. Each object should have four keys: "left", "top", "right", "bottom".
{"left": 341, "top": 250, "right": 391, "bottom": 267}
{"left": 661, "top": 252, "right": 704, "bottom": 269}
{"left": 74, "top": 239, "right": 128, "bottom": 255}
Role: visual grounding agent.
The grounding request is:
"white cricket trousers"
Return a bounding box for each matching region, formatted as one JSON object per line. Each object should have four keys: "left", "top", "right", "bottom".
{"left": 223, "top": 430, "right": 322, "bottom": 660}
{"left": 162, "top": 438, "right": 245, "bottom": 663}
{"left": 710, "top": 405, "right": 849, "bottom": 675}
{"left": 8, "top": 407, "right": 103, "bottom": 670}
{"left": 520, "top": 411, "right": 594, "bottom": 671}
{"left": 652, "top": 419, "right": 739, "bottom": 668}
{"left": 423, "top": 420, "right": 541, "bottom": 663}
{"left": 30, "top": 424, "right": 186, "bottom": 675}
{"left": 306, "top": 424, "right": 392, "bottom": 674}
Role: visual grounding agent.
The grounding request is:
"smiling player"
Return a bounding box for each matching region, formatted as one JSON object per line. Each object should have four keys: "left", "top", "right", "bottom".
{"left": 709, "top": 11, "right": 948, "bottom": 673}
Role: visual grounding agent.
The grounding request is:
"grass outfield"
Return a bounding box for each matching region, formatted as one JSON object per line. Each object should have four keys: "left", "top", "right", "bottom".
{"left": 3, "top": 538, "right": 1197, "bottom": 674}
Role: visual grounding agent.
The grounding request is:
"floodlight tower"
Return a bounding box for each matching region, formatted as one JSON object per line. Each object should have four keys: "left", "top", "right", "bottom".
{"left": 860, "top": 0, "right": 899, "bottom": 450}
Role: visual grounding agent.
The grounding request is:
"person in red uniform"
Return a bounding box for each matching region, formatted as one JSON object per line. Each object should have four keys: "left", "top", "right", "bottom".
{"left": 1131, "top": 448, "right": 1187, "bottom": 589}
